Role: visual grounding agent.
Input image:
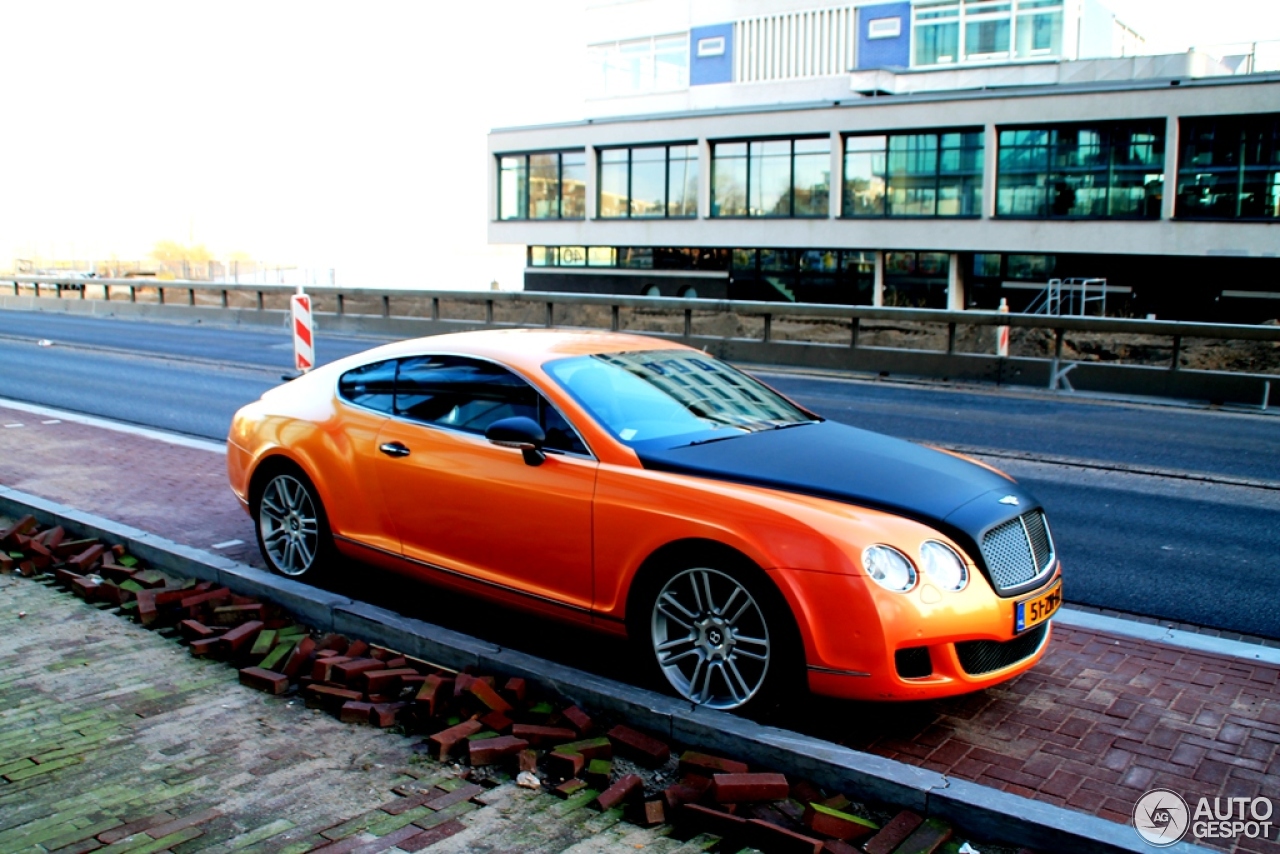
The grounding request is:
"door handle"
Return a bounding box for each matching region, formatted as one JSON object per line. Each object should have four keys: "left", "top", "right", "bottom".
{"left": 379, "top": 442, "right": 410, "bottom": 458}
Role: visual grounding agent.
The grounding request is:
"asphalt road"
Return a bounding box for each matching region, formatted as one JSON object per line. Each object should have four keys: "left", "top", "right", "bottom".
{"left": 1, "top": 309, "right": 1278, "bottom": 638}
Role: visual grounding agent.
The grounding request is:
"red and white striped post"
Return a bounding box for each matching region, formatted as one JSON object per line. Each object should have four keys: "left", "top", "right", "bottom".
{"left": 996, "top": 298, "right": 1010, "bottom": 358}
{"left": 291, "top": 287, "right": 314, "bottom": 372}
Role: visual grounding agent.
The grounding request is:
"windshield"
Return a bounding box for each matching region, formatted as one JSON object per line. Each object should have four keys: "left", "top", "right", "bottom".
{"left": 545, "top": 349, "right": 819, "bottom": 450}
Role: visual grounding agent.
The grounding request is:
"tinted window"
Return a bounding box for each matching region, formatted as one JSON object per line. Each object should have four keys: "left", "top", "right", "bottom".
{"left": 338, "top": 359, "right": 396, "bottom": 413}
{"left": 395, "top": 356, "right": 588, "bottom": 455}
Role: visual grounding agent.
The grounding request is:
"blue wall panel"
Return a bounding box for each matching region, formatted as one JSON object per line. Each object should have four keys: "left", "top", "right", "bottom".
{"left": 857, "top": 2, "right": 911, "bottom": 69}
{"left": 691, "top": 23, "right": 734, "bottom": 86}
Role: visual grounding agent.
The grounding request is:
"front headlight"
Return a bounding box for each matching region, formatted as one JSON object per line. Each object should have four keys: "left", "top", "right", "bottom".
{"left": 862, "top": 545, "right": 917, "bottom": 593}
{"left": 921, "top": 541, "right": 968, "bottom": 591}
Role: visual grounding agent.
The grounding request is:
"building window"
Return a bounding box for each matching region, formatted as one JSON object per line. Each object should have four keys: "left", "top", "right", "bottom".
{"left": 590, "top": 34, "right": 689, "bottom": 98}
{"left": 498, "top": 152, "right": 586, "bottom": 221}
{"left": 843, "top": 131, "right": 983, "bottom": 217}
{"left": 913, "top": 0, "right": 1063, "bottom": 66}
{"left": 711, "top": 138, "right": 830, "bottom": 217}
{"left": 996, "top": 122, "right": 1164, "bottom": 219}
{"left": 598, "top": 144, "right": 699, "bottom": 219}
{"left": 1176, "top": 114, "right": 1280, "bottom": 220}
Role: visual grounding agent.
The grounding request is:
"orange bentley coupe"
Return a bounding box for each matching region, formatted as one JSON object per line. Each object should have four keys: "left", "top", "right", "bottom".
{"left": 227, "top": 329, "right": 1062, "bottom": 711}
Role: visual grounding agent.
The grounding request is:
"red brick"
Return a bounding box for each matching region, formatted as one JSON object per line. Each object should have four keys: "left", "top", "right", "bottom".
{"left": 663, "top": 780, "right": 710, "bottom": 812}
{"left": 511, "top": 724, "right": 577, "bottom": 746}
{"left": 467, "top": 678, "right": 513, "bottom": 713}
{"left": 71, "top": 577, "right": 102, "bottom": 600}
{"left": 0, "top": 554, "right": 13, "bottom": 574}
{"left": 469, "top": 735, "right": 529, "bottom": 766}
{"left": 802, "top": 804, "right": 877, "bottom": 842}
{"left": 553, "top": 737, "right": 612, "bottom": 761}
{"left": 178, "top": 587, "right": 231, "bottom": 610}
{"left": 52, "top": 537, "right": 100, "bottom": 559}
{"left": 313, "top": 655, "right": 353, "bottom": 683}
{"left": 179, "top": 620, "right": 215, "bottom": 641}
{"left": 895, "top": 817, "right": 952, "bottom": 854}
{"left": 632, "top": 799, "right": 666, "bottom": 827}
{"left": 340, "top": 701, "right": 374, "bottom": 724}
{"left": 584, "top": 759, "right": 613, "bottom": 790}
{"left": 211, "top": 603, "right": 265, "bottom": 625}
{"left": 679, "top": 750, "right": 749, "bottom": 776}
{"left": 369, "top": 702, "right": 406, "bottom": 728}
{"left": 745, "top": 818, "right": 824, "bottom": 854}
{"left": 595, "top": 773, "right": 643, "bottom": 810}
{"left": 607, "top": 724, "right": 670, "bottom": 767}
{"left": 821, "top": 841, "right": 861, "bottom": 854}
{"left": 0, "top": 514, "right": 37, "bottom": 547}
{"left": 239, "top": 666, "right": 289, "bottom": 695}
{"left": 503, "top": 677, "right": 527, "bottom": 703}
{"left": 27, "top": 540, "right": 55, "bottom": 569}
{"left": 679, "top": 803, "right": 748, "bottom": 841}
{"left": 361, "top": 668, "right": 417, "bottom": 694}
{"left": 548, "top": 750, "right": 586, "bottom": 779}
{"left": 317, "top": 633, "right": 349, "bottom": 653}
{"left": 863, "top": 811, "right": 924, "bottom": 854}
{"left": 332, "top": 657, "right": 386, "bottom": 684}
{"left": 280, "top": 636, "right": 316, "bottom": 680}
{"left": 422, "top": 782, "right": 483, "bottom": 810}
{"left": 34, "top": 525, "right": 65, "bottom": 547}
{"left": 562, "top": 704, "right": 593, "bottom": 734}
{"left": 479, "top": 710, "right": 513, "bottom": 734}
{"left": 413, "top": 674, "right": 450, "bottom": 717}
{"left": 217, "top": 620, "right": 264, "bottom": 655}
{"left": 400, "top": 818, "right": 465, "bottom": 851}
{"left": 143, "top": 808, "right": 222, "bottom": 839}
{"left": 428, "top": 720, "right": 484, "bottom": 760}
{"left": 712, "top": 772, "right": 790, "bottom": 803}
{"left": 306, "top": 684, "right": 364, "bottom": 709}
{"left": 554, "top": 779, "right": 588, "bottom": 798}
{"left": 518, "top": 748, "right": 539, "bottom": 772}
{"left": 189, "top": 637, "right": 220, "bottom": 657}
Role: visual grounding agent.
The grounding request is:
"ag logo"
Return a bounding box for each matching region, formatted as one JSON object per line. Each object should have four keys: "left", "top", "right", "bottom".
{"left": 1134, "top": 788, "right": 1190, "bottom": 846}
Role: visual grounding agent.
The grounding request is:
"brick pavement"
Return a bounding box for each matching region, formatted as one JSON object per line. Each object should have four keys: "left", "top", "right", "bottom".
{"left": 0, "top": 570, "right": 716, "bottom": 853}
{"left": 2, "top": 405, "right": 1279, "bottom": 852}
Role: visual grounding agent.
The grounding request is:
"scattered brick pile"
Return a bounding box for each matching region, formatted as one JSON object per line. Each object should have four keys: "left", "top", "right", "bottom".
{"left": 3, "top": 513, "right": 1034, "bottom": 854}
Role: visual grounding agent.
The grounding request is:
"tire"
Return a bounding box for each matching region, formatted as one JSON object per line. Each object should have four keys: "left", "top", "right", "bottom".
{"left": 634, "top": 557, "right": 800, "bottom": 712}
{"left": 253, "top": 466, "right": 334, "bottom": 580}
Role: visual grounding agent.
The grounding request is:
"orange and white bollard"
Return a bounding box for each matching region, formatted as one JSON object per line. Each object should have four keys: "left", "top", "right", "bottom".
{"left": 291, "top": 288, "right": 314, "bottom": 372}
{"left": 996, "top": 298, "right": 1010, "bottom": 358}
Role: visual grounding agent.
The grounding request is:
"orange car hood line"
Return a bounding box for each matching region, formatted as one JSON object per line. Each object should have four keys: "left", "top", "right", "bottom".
{"left": 635, "top": 420, "right": 1037, "bottom": 575}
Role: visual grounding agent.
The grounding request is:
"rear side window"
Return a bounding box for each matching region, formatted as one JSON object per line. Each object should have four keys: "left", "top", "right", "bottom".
{"left": 338, "top": 359, "right": 396, "bottom": 413}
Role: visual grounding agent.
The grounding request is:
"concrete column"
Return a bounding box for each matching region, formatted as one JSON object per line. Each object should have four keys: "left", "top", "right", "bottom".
{"left": 1162, "top": 114, "right": 1179, "bottom": 221}
{"left": 947, "top": 252, "right": 966, "bottom": 310}
{"left": 585, "top": 146, "right": 598, "bottom": 220}
{"left": 700, "top": 138, "right": 713, "bottom": 217}
{"left": 830, "top": 130, "right": 843, "bottom": 218}
{"left": 873, "top": 251, "right": 885, "bottom": 306}
{"left": 983, "top": 122, "right": 999, "bottom": 218}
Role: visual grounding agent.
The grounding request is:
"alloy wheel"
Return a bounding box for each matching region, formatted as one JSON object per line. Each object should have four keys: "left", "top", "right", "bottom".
{"left": 258, "top": 474, "right": 320, "bottom": 577}
{"left": 650, "top": 567, "right": 771, "bottom": 710}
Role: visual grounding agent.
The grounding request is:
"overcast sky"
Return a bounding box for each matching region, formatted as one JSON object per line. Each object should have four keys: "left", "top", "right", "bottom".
{"left": 1, "top": 0, "right": 1276, "bottom": 290}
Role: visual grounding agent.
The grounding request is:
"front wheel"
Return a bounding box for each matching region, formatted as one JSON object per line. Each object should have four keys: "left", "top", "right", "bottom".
{"left": 643, "top": 564, "right": 794, "bottom": 711}
{"left": 255, "top": 469, "right": 332, "bottom": 579}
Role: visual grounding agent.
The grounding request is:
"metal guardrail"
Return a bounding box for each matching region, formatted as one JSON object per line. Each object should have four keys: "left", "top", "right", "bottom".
{"left": 7, "top": 275, "right": 1278, "bottom": 407}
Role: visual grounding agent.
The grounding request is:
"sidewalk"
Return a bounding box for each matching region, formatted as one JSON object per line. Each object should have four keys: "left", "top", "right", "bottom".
{"left": 2, "top": 403, "right": 1277, "bottom": 853}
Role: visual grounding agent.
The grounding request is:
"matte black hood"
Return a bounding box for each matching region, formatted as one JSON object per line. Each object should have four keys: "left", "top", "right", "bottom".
{"left": 637, "top": 421, "right": 1038, "bottom": 561}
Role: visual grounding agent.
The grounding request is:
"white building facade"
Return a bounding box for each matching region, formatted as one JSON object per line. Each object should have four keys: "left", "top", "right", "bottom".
{"left": 488, "top": 0, "right": 1280, "bottom": 320}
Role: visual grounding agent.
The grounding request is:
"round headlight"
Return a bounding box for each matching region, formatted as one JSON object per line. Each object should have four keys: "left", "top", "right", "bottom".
{"left": 921, "top": 541, "right": 968, "bottom": 591}
{"left": 862, "top": 545, "right": 917, "bottom": 593}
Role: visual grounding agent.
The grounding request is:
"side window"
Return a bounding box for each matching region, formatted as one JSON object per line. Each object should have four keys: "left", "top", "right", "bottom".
{"left": 338, "top": 359, "right": 396, "bottom": 413}
{"left": 394, "top": 356, "right": 590, "bottom": 455}
{"left": 395, "top": 356, "right": 536, "bottom": 431}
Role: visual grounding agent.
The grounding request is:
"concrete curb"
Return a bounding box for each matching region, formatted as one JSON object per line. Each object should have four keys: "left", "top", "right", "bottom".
{"left": 0, "top": 485, "right": 1211, "bottom": 854}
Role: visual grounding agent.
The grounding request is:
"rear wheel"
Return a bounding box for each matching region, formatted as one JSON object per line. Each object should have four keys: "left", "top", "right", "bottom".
{"left": 254, "top": 469, "right": 332, "bottom": 579}
{"left": 640, "top": 561, "right": 797, "bottom": 711}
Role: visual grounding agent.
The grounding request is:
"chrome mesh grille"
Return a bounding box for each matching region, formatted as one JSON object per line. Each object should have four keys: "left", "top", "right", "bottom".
{"left": 981, "top": 510, "right": 1054, "bottom": 593}
{"left": 956, "top": 623, "right": 1049, "bottom": 675}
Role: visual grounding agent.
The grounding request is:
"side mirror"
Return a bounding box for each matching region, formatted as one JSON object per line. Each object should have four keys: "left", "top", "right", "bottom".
{"left": 486, "top": 416, "right": 546, "bottom": 466}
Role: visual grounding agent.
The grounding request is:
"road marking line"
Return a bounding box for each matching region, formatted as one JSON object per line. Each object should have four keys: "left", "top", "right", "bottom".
{"left": 41, "top": 419, "right": 61, "bottom": 424}
{"left": 211, "top": 540, "right": 244, "bottom": 550}
{"left": 4, "top": 423, "right": 23, "bottom": 428}
{"left": 0, "top": 397, "right": 225, "bottom": 454}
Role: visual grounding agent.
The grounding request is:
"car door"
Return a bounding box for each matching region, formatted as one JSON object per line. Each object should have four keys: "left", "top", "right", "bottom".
{"left": 373, "top": 355, "right": 598, "bottom": 614}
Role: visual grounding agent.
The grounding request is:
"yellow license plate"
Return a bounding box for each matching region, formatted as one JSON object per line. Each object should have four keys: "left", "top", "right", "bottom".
{"left": 1015, "top": 579, "right": 1062, "bottom": 633}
